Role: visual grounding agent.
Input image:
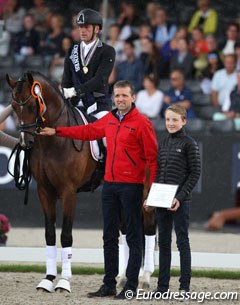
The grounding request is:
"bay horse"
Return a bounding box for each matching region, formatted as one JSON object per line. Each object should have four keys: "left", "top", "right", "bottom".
{"left": 6, "top": 71, "right": 156, "bottom": 292}
{"left": 7, "top": 71, "right": 97, "bottom": 293}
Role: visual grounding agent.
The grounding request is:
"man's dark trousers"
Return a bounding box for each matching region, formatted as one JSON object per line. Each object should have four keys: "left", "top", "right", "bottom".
{"left": 102, "top": 182, "right": 144, "bottom": 291}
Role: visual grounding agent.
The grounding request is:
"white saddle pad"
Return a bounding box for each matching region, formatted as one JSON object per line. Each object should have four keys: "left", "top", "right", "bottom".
{"left": 75, "top": 108, "right": 103, "bottom": 161}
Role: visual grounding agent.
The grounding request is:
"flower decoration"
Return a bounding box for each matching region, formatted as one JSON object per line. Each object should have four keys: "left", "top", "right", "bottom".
{"left": 0, "top": 214, "right": 10, "bottom": 242}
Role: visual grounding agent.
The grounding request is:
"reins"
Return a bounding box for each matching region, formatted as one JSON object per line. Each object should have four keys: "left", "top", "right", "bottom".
{"left": 7, "top": 143, "right": 32, "bottom": 205}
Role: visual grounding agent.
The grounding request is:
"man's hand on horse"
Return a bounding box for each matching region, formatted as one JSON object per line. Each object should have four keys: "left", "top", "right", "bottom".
{"left": 38, "top": 127, "right": 56, "bottom": 136}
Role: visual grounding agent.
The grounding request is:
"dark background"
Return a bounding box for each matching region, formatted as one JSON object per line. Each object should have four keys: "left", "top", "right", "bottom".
{"left": 1, "top": 131, "right": 240, "bottom": 228}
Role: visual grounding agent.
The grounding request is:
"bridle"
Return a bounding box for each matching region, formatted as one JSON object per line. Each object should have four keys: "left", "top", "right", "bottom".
{"left": 12, "top": 77, "right": 66, "bottom": 138}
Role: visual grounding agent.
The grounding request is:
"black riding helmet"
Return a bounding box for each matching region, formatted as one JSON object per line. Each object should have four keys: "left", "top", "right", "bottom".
{"left": 76, "top": 8, "right": 102, "bottom": 30}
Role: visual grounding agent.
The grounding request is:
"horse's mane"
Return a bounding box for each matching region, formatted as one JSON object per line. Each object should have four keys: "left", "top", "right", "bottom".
{"left": 28, "top": 70, "right": 63, "bottom": 100}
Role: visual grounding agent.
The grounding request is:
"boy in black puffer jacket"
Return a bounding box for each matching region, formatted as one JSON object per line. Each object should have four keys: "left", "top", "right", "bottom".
{"left": 148, "top": 104, "right": 201, "bottom": 299}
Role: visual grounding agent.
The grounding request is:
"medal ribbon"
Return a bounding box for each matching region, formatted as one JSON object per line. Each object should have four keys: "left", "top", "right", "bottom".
{"left": 80, "top": 39, "right": 99, "bottom": 69}
{"left": 31, "top": 81, "right": 46, "bottom": 121}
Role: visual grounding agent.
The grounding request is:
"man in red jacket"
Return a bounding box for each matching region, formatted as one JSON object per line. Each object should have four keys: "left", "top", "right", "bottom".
{"left": 39, "top": 80, "right": 158, "bottom": 299}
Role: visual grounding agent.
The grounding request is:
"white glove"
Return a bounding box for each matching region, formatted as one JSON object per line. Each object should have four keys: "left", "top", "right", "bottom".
{"left": 62, "top": 87, "right": 77, "bottom": 99}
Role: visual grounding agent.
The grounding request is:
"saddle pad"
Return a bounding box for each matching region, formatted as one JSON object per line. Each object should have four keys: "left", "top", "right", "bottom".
{"left": 74, "top": 108, "right": 103, "bottom": 161}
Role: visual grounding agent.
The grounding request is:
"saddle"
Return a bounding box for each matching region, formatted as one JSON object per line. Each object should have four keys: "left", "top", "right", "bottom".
{"left": 67, "top": 103, "right": 105, "bottom": 192}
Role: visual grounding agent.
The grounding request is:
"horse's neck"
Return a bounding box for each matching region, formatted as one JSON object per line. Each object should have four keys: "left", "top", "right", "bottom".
{"left": 43, "top": 86, "right": 67, "bottom": 128}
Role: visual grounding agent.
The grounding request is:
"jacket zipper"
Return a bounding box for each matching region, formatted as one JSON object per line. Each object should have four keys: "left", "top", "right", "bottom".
{"left": 164, "top": 137, "right": 172, "bottom": 182}
{"left": 124, "top": 149, "right": 136, "bottom": 166}
{"left": 111, "top": 123, "right": 120, "bottom": 181}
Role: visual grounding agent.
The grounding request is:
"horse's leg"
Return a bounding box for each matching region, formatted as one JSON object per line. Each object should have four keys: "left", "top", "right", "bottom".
{"left": 36, "top": 187, "right": 57, "bottom": 293}
{"left": 55, "top": 191, "right": 76, "bottom": 293}
{"left": 117, "top": 211, "right": 129, "bottom": 288}
{"left": 139, "top": 208, "right": 156, "bottom": 289}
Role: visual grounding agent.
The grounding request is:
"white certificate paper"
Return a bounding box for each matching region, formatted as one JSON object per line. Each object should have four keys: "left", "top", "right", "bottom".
{"left": 146, "top": 183, "right": 179, "bottom": 208}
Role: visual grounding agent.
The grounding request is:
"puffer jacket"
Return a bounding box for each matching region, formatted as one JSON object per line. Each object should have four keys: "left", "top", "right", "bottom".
{"left": 155, "top": 128, "right": 201, "bottom": 203}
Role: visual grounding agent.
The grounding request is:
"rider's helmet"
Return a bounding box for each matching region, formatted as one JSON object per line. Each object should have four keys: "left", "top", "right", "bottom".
{"left": 76, "top": 8, "right": 103, "bottom": 30}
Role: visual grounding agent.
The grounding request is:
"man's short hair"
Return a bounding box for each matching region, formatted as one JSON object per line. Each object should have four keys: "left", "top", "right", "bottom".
{"left": 113, "top": 80, "right": 135, "bottom": 95}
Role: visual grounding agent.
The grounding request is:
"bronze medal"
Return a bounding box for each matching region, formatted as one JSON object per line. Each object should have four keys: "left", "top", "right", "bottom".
{"left": 83, "top": 66, "right": 88, "bottom": 74}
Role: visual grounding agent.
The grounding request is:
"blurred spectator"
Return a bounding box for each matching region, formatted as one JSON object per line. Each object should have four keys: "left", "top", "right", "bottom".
{"left": 220, "top": 22, "right": 239, "bottom": 55}
{"left": 3, "top": 0, "right": 26, "bottom": 35}
{"left": 194, "top": 33, "right": 221, "bottom": 79}
{"left": 206, "top": 186, "right": 240, "bottom": 230}
{"left": 170, "top": 37, "right": 195, "bottom": 79}
{"left": 188, "top": 0, "right": 218, "bottom": 35}
{"left": 99, "top": 1, "right": 116, "bottom": 35}
{"left": 0, "top": 22, "right": 10, "bottom": 56}
{"left": 13, "top": 13, "right": 40, "bottom": 64}
{"left": 69, "top": 13, "right": 79, "bottom": 43}
{"left": 189, "top": 27, "right": 209, "bottom": 58}
{"left": 235, "top": 41, "right": 240, "bottom": 70}
{"left": 160, "top": 26, "right": 189, "bottom": 76}
{"left": 162, "top": 69, "right": 195, "bottom": 119}
{"left": 145, "top": 1, "right": 160, "bottom": 27}
{"left": 139, "top": 36, "right": 166, "bottom": 80}
{"left": 223, "top": 70, "right": 240, "bottom": 121}
{"left": 135, "top": 74, "right": 164, "bottom": 119}
{"left": 117, "top": 1, "right": 140, "bottom": 41}
{"left": 205, "top": 33, "right": 218, "bottom": 53}
{"left": 211, "top": 54, "right": 237, "bottom": 111}
{"left": 0, "top": 0, "right": 8, "bottom": 18}
{"left": 212, "top": 70, "right": 240, "bottom": 130}
{"left": 107, "top": 24, "right": 126, "bottom": 64}
{"left": 134, "top": 23, "right": 152, "bottom": 56}
{"left": 39, "top": 13, "right": 66, "bottom": 66}
{"left": 0, "top": 104, "right": 15, "bottom": 131}
{"left": 152, "top": 7, "right": 177, "bottom": 49}
{"left": 115, "top": 40, "right": 143, "bottom": 92}
{"left": 49, "top": 36, "right": 73, "bottom": 84}
{"left": 200, "top": 51, "right": 223, "bottom": 94}
{"left": 28, "top": 0, "right": 50, "bottom": 37}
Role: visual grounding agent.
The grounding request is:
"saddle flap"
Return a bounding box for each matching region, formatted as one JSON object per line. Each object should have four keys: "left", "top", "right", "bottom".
{"left": 68, "top": 106, "right": 103, "bottom": 161}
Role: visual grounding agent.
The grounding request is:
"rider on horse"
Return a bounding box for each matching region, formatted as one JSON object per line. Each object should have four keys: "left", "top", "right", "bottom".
{"left": 61, "top": 8, "right": 115, "bottom": 122}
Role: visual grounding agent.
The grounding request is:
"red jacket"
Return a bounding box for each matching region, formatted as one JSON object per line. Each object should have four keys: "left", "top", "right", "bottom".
{"left": 56, "top": 106, "right": 158, "bottom": 185}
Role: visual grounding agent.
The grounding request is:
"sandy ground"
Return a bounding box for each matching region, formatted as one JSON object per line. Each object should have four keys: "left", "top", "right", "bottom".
{"left": 1, "top": 228, "right": 240, "bottom": 305}
{"left": 5, "top": 227, "right": 240, "bottom": 253}
{"left": 0, "top": 273, "right": 239, "bottom": 305}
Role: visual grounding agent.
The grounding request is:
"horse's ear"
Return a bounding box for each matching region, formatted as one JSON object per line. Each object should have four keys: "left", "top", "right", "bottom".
{"left": 26, "top": 72, "right": 34, "bottom": 85}
{"left": 6, "top": 74, "right": 16, "bottom": 89}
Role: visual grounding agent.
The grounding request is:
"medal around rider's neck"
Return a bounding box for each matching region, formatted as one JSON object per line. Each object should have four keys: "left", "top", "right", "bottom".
{"left": 80, "top": 39, "right": 99, "bottom": 74}
{"left": 82, "top": 66, "right": 88, "bottom": 74}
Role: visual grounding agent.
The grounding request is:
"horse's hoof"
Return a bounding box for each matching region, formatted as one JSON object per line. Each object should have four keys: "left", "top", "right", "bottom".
{"left": 36, "top": 279, "right": 54, "bottom": 293}
{"left": 55, "top": 278, "right": 71, "bottom": 293}
{"left": 138, "top": 271, "right": 151, "bottom": 290}
{"left": 117, "top": 276, "right": 127, "bottom": 288}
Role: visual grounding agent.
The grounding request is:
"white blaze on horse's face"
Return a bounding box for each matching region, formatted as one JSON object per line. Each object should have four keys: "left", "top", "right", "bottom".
{"left": 20, "top": 105, "right": 26, "bottom": 148}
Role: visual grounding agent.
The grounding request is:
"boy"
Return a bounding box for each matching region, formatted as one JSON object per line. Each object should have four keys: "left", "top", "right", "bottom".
{"left": 148, "top": 104, "right": 201, "bottom": 299}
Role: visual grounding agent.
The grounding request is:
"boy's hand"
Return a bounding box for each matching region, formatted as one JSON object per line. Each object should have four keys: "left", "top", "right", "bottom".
{"left": 168, "top": 198, "right": 180, "bottom": 212}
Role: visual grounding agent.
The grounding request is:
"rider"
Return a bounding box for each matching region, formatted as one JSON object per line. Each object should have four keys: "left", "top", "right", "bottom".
{"left": 61, "top": 8, "right": 116, "bottom": 121}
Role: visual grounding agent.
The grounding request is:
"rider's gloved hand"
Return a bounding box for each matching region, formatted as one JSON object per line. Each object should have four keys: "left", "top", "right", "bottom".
{"left": 62, "top": 87, "right": 77, "bottom": 99}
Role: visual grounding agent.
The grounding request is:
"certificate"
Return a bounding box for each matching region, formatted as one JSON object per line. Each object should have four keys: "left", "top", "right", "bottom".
{"left": 146, "top": 183, "right": 179, "bottom": 208}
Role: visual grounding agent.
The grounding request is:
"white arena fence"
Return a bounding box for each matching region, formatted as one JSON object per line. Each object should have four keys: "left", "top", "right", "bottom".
{"left": 0, "top": 246, "right": 240, "bottom": 270}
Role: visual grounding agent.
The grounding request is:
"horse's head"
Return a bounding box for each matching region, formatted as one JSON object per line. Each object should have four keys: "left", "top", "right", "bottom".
{"left": 6, "top": 72, "right": 47, "bottom": 149}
